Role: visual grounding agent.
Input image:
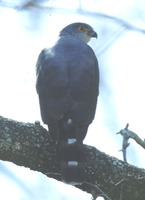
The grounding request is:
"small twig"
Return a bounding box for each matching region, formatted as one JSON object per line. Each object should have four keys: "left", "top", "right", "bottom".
{"left": 106, "top": 177, "right": 126, "bottom": 198}
{"left": 86, "top": 182, "right": 112, "bottom": 200}
{"left": 117, "top": 123, "right": 145, "bottom": 162}
{"left": 117, "top": 124, "right": 130, "bottom": 162}
{"left": 119, "top": 183, "right": 123, "bottom": 200}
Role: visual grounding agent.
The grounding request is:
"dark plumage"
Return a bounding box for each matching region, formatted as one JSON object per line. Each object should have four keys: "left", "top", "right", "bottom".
{"left": 36, "top": 22, "right": 99, "bottom": 184}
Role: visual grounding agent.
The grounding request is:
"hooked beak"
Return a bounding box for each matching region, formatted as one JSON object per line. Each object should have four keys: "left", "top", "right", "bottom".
{"left": 89, "top": 30, "right": 98, "bottom": 38}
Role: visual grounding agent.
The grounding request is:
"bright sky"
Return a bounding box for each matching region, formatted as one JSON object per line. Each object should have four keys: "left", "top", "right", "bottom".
{"left": 0, "top": 0, "right": 145, "bottom": 199}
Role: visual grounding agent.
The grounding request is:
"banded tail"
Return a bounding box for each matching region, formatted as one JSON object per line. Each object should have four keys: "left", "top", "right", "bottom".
{"left": 58, "top": 119, "right": 86, "bottom": 184}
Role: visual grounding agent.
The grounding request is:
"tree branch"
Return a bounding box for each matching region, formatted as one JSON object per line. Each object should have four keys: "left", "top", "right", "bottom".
{"left": 117, "top": 123, "right": 145, "bottom": 162}
{"left": 0, "top": 115, "right": 145, "bottom": 200}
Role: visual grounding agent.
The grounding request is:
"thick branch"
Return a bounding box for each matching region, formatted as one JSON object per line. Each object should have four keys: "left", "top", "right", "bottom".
{"left": 0, "top": 115, "right": 145, "bottom": 200}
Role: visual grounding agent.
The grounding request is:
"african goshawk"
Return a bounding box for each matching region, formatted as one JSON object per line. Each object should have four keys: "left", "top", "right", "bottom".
{"left": 36, "top": 22, "right": 99, "bottom": 184}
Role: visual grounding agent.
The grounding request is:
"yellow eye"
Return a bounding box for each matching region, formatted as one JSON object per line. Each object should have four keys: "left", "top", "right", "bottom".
{"left": 78, "top": 26, "right": 86, "bottom": 32}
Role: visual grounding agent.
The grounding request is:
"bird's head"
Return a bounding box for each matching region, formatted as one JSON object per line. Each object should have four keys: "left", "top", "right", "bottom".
{"left": 59, "top": 22, "right": 98, "bottom": 43}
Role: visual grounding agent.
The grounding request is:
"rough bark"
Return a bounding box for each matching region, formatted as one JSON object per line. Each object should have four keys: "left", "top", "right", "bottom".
{"left": 0, "top": 115, "right": 145, "bottom": 200}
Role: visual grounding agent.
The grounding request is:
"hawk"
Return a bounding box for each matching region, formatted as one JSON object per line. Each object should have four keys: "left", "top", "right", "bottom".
{"left": 36, "top": 22, "right": 99, "bottom": 184}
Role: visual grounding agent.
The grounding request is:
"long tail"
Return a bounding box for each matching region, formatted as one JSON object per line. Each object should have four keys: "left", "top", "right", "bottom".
{"left": 58, "top": 118, "right": 86, "bottom": 184}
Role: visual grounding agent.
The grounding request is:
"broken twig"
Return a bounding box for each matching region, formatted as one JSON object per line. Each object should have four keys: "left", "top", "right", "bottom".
{"left": 117, "top": 123, "right": 145, "bottom": 162}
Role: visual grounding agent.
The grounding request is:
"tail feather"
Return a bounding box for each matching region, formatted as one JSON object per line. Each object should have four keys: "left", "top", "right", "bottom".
{"left": 61, "top": 160, "right": 85, "bottom": 184}
{"left": 58, "top": 119, "right": 86, "bottom": 184}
